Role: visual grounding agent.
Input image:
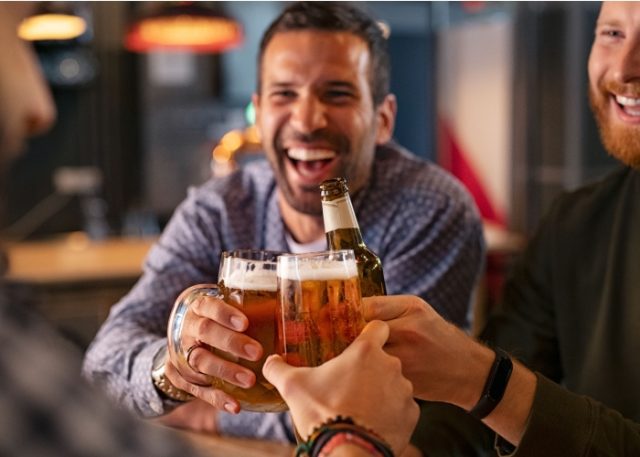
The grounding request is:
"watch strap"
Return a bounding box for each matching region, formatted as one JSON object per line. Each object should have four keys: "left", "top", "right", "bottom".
{"left": 469, "top": 348, "right": 513, "bottom": 420}
{"left": 151, "top": 347, "right": 194, "bottom": 403}
{"left": 153, "top": 371, "right": 194, "bottom": 402}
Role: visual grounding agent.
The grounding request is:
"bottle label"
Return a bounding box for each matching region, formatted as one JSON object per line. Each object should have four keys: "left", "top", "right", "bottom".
{"left": 322, "top": 196, "right": 359, "bottom": 232}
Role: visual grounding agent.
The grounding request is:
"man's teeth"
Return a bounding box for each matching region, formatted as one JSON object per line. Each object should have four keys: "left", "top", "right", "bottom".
{"left": 616, "top": 95, "right": 640, "bottom": 106}
{"left": 288, "top": 148, "right": 336, "bottom": 161}
{"left": 616, "top": 95, "right": 640, "bottom": 116}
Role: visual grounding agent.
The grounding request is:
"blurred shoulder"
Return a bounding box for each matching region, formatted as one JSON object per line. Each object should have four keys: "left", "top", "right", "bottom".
{"left": 185, "top": 159, "right": 275, "bottom": 207}
{"left": 371, "top": 143, "right": 478, "bottom": 213}
{"left": 546, "top": 166, "right": 636, "bottom": 225}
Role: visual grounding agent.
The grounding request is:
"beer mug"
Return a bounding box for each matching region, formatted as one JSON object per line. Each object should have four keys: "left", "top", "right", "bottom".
{"left": 277, "top": 249, "right": 365, "bottom": 367}
{"left": 168, "top": 249, "right": 286, "bottom": 412}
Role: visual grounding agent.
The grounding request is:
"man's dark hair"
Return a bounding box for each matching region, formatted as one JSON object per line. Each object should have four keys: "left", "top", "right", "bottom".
{"left": 257, "top": 1, "right": 390, "bottom": 106}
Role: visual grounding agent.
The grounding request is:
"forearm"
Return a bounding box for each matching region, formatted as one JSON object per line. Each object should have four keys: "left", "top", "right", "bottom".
{"left": 482, "top": 361, "right": 536, "bottom": 446}
{"left": 430, "top": 335, "right": 536, "bottom": 446}
{"left": 84, "top": 232, "right": 213, "bottom": 416}
{"left": 515, "top": 373, "right": 640, "bottom": 456}
{"left": 409, "top": 318, "right": 640, "bottom": 455}
{"left": 82, "top": 270, "right": 178, "bottom": 417}
{"left": 83, "top": 318, "right": 168, "bottom": 417}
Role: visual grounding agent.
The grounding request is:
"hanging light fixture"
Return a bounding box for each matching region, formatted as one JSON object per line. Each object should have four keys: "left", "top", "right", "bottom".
{"left": 18, "top": 2, "right": 88, "bottom": 42}
{"left": 124, "top": 2, "right": 243, "bottom": 53}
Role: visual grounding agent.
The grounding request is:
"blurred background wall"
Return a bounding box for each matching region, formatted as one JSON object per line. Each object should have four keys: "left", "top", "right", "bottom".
{"left": 3, "top": 1, "right": 617, "bottom": 241}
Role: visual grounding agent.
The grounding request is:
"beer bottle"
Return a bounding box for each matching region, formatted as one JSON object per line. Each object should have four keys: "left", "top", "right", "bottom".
{"left": 319, "top": 177, "right": 387, "bottom": 297}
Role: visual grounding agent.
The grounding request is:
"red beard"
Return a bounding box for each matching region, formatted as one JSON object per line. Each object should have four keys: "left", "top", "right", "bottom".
{"left": 589, "top": 80, "right": 640, "bottom": 169}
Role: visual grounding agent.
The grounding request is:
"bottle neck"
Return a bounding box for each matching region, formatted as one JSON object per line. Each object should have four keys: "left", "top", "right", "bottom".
{"left": 322, "top": 195, "right": 364, "bottom": 247}
{"left": 322, "top": 195, "right": 359, "bottom": 232}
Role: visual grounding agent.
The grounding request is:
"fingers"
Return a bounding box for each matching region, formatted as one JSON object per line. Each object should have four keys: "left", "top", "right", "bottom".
{"left": 262, "top": 322, "right": 391, "bottom": 392}
{"left": 184, "top": 383, "right": 241, "bottom": 414}
{"left": 362, "top": 295, "right": 425, "bottom": 322}
{"left": 353, "top": 320, "right": 390, "bottom": 349}
{"left": 185, "top": 316, "right": 262, "bottom": 362}
{"left": 175, "top": 347, "right": 213, "bottom": 386}
{"left": 168, "top": 285, "right": 265, "bottom": 405}
{"left": 179, "top": 291, "right": 262, "bottom": 361}
{"left": 262, "top": 354, "right": 292, "bottom": 390}
{"left": 191, "top": 293, "right": 249, "bottom": 332}
{"left": 188, "top": 345, "right": 256, "bottom": 389}
{"left": 164, "top": 360, "right": 241, "bottom": 414}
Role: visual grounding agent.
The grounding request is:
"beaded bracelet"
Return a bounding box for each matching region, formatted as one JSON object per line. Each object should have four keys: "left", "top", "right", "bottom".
{"left": 295, "top": 416, "right": 394, "bottom": 457}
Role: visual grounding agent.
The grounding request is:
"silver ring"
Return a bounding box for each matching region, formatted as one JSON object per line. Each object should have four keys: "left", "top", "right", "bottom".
{"left": 185, "top": 343, "right": 201, "bottom": 371}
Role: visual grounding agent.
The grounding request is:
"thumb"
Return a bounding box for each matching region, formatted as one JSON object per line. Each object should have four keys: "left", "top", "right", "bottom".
{"left": 262, "top": 354, "right": 293, "bottom": 388}
{"left": 363, "top": 295, "right": 418, "bottom": 322}
{"left": 353, "top": 320, "right": 390, "bottom": 349}
{"left": 362, "top": 295, "right": 404, "bottom": 322}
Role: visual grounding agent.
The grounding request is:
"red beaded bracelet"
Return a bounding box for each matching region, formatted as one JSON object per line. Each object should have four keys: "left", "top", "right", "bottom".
{"left": 318, "top": 431, "right": 383, "bottom": 457}
{"left": 294, "top": 416, "right": 393, "bottom": 457}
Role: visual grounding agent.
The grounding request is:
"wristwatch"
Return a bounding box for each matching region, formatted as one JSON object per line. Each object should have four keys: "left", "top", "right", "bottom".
{"left": 469, "top": 348, "right": 513, "bottom": 420}
{"left": 151, "top": 345, "right": 194, "bottom": 402}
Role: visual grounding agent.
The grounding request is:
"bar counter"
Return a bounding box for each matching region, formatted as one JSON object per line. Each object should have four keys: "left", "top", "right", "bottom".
{"left": 4, "top": 234, "right": 156, "bottom": 347}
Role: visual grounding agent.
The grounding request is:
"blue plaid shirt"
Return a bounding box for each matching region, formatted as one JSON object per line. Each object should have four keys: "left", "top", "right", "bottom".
{"left": 83, "top": 143, "right": 484, "bottom": 442}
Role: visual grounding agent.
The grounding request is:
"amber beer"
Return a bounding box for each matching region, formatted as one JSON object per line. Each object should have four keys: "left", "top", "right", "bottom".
{"left": 277, "top": 250, "right": 365, "bottom": 367}
{"left": 213, "top": 250, "right": 286, "bottom": 412}
{"left": 320, "top": 177, "right": 386, "bottom": 297}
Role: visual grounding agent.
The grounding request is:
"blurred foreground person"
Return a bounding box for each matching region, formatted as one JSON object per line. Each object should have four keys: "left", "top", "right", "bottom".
{"left": 0, "top": 3, "right": 203, "bottom": 456}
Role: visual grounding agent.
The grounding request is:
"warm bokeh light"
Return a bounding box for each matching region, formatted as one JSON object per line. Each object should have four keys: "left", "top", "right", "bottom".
{"left": 212, "top": 145, "right": 233, "bottom": 164}
{"left": 65, "top": 231, "right": 91, "bottom": 251}
{"left": 140, "top": 16, "right": 237, "bottom": 46}
{"left": 18, "top": 14, "right": 87, "bottom": 41}
{"left": 220, "top": 130, "right": 244, "bottom": 152}
{"left": 125, "top": 15, "right": 243, "bottom": 53}
{"left": 244, "top": 125, "right": 261, "bottom": 145}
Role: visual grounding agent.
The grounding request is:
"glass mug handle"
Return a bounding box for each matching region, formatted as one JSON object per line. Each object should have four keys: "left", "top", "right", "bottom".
{"left": 167, "top": 284, "right": 221, "bottom": 378}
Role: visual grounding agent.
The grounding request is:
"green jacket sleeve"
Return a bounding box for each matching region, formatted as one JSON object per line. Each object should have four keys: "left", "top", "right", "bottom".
{"left": 481, "top": 201, "right": 563, "bottom": 381}
{"left": 515, "top": 373, "right": 640, "bottom": 456}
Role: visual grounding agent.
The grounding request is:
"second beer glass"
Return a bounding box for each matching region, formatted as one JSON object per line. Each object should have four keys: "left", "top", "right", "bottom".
{"left": 277, "top": 250, "right": 365, "bottom": 367}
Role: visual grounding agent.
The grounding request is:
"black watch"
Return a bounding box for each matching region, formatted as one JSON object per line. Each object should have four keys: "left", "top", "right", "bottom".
{"left": 469, "top": 348, "right": 513, "bottom": 420}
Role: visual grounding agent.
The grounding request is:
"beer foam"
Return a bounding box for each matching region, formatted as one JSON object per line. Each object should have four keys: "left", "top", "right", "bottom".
{"left": 223, "top": 259, "right": 277, "bottom": 292}
{"left": 277, "top": 258, "right": 358, "bottom": 281}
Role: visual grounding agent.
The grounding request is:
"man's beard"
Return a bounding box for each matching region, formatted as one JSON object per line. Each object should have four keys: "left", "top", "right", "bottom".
{"left": 589, "top": 82, "right": 640, "bottom": 169}
{"left": 272, "top": 129, "right": 350, "bottom": 216}
{"left": 278, "top": 175, "right": 324, "bottom": 216}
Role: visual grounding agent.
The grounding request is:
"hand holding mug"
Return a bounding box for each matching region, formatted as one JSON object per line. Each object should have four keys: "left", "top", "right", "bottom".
{"left": 167, "top": 250, "right": 286, "bottom": 413}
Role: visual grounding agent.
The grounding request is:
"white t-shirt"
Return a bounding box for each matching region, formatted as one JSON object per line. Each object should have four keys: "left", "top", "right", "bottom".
{"left": 284, "top": 232, "right": 327, "bottom": 254}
